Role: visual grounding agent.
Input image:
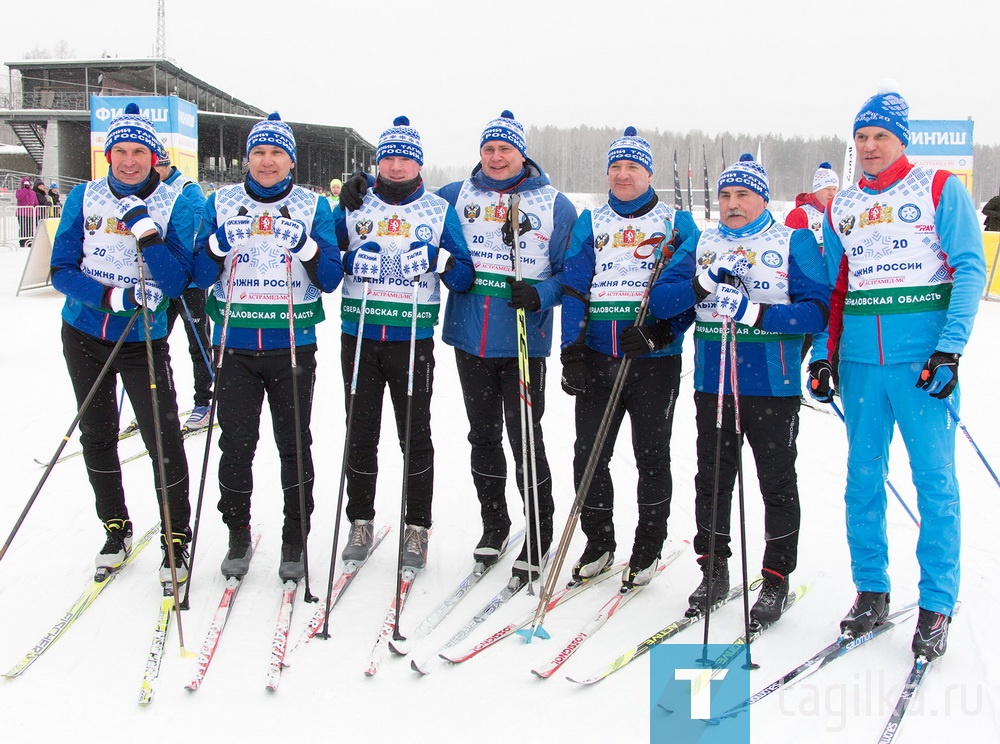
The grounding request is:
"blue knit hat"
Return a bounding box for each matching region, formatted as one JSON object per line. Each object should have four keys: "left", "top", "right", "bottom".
{"left": 104, "top": 102, "right": 160, "bottom": 162}
{"left": 157, "top": 143, "right": 172, "bottom": 167}
{"left": 812, "top": 161, "right": 839, "bottom": 192}
{"left": 854, "top": 81, "right": 909, "bottom": 146}
{"left": 480, "top": 110, "right": 526, "bottom": 156}
{"left": 718, "top": 154, "right": 769, "bottom": 202}
{"left": 607, "top": 126, "right": 654, "bottom": 174}
{"left": 376, "top": 115, "right": 424, "bottom": 165}
{"left": 246, "top": 112, "right": 297, "bottom": 162}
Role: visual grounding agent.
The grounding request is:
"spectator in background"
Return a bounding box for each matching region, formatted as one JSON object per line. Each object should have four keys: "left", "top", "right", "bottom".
{"left": 329, "top": 178, "right": 341, "bottom": 208}
{"left": 15, "top": 177, "right": 37, "bottom": 246}
{"left": 33, "top": 178, "right": 52, "bottom": 210}
{"left": 983, "top": 189, "right": 1000, "bottom": 231}
{"left": 785, "top": 162, "right": 839, "bottom": 251}
{"left": 49, "top": 182, "right": 61, "bottom": 208}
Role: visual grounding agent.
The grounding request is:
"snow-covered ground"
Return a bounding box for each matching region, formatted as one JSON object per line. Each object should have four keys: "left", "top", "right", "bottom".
{"left": 1, "top": 244, "right": 997, "bottom": 743}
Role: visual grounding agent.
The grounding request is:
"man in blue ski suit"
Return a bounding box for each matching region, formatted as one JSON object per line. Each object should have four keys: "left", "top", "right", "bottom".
{"left": 815, "top": 85, "right": 986, "bottom": 660}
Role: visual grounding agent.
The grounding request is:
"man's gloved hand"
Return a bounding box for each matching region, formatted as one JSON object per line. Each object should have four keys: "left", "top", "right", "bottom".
{"left": 273, "top": 216, "right": 310, "bottom": 255}
{"left": 211, "top": 215, "right": 254, "bottom": 257}
{"left": 714, "top": 283, "right": 761, "bottom": 326}
{"left": 401, "top": 240, "right": 437, "bottom": 279}
{"left": 560, "top": 343, "right": 591, "bottom": 396}
{"left": 507, "top": 278, "right": 541, "bottom": 311}
{"left": 348, "top": 243, "right": 381, "bottom": 278}
{"left": 698, "top": 251, "right": 753, "bottom": 293}
{"left": 808, "top": 360, "right": 835, "bottom": 403}
{"left": 107, "top": 282, "right": 165, "bottom": 313}
{"left": 916, "top": 351, "right": 960, "bottom": 399}
{"left": 339, "top": 173, "right": 370, "bottom": 211}
{"left": 115, "top": 196, "right": 159, "bottom": 241}
{"left": 619, "top": 320, "right": 674, "bottom": 358}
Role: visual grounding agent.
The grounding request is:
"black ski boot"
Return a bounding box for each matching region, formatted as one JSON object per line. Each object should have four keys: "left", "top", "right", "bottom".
{"left": 687, "top": 554, "right": 729, "bottom": 616}
{"left": 840, "top": 591, "right": 890, "bottom": 637}
{"left": 750, "top": 568, "right": 790, "bottom": 628}
{"left": 911, "top": 608, "right": 951, "bottom": 660}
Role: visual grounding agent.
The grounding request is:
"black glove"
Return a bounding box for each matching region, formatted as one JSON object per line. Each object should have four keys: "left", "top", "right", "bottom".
{"left": 619, "top": 320, "right": 674, "bottom": 358}
{"left": 507, "top": 278, "right": 541, "bottom": 311}
{"left": 916, "top": 351, "right": 960, "bottom": 399}
{"left": 808, "top": 360, "right": 835, "bottom": 403}
{"left": 560, "top": 343, "right": 591, "bottom": 396}
{"left": 501, "top": 209, "right": 532, "bottom": 246}
{"left": 339, "top": 173, "right": 369, "bottom": 211}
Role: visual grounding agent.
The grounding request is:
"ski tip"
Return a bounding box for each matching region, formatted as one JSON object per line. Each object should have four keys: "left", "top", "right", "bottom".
{"left": 388, "top": 639, "right": 409, "bottom": 656}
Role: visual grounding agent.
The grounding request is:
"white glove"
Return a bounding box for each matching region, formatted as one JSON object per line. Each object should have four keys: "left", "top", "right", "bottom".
{"left": 714, "top": 283, "right": 760, "bottom": 326}
{"left": 351, "top": 247, "right": 381, "bottom": 279}
{"left": 400, "top": 241, "right": 434, "bottom": 279}
{"left": 115, "top": 196, "right": 159, "bottom": 241}
{"left": 108, "top": 282, "right": 165, "bottom": 313}
{"left": 699, "top": 251, "right": 753, "bottom": 293}
{"left": 273, "top": 216, "right": 313, "bottom": 258}
{"left": 210, "top": 216, "right": 254, "bottom": 257}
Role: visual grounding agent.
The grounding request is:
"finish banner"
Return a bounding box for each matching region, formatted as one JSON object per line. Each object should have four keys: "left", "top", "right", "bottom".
{"left": 89, "top": 95, "right": 199, "bottom": 182}
{"left": 907, "top": 119, "right": 975, "bottom": 196}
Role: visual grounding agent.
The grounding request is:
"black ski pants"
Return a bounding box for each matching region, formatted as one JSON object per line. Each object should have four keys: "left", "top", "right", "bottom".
{"left": 216, "top": 348, "right": 316, "bottom": 547}
{"left": 341, "top": 334, "right": 434, "bottom": 529}
{"left": 61, "top": 322, "right": 190, "bottom": 539}
{"left": 454, "top": 348, "right": 553, "bottom": 554}
{"left": 166, "top": 286, "right": 213, "bottom": 408}
{"left": 692, "top": 391, "right": 802, "bottom": 576}
{"left": 574, "top": 349, "right": 680, "bottom": 564}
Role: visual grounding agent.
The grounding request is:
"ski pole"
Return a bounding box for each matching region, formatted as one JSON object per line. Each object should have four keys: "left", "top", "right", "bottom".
{"left": 528, "top": 230, "right": 677, "bottom": 639}
{"left": 318, "top": 278, "right": 370, "bottom": 639}
{"left": 135, "top": 258, "right": 190, "bottom": 655}
{"left": 701, "top": 307, "right": 730, "bottom": 649}
{"left": 282, "top": 206, "right": 318, "bottom": 604}
{"left": 944, "top": 398, "right": 1000, "bottom": 491}
{"left": 179, "top": 292, "right": 215, "bottom": 383}
{"left": 727, "top": 317, "right": 757, "bottom": 671}
{"left": 182, "top": 207, "right": 246, "bottom": 611}
{"left": 829, "top": 400, "right": 920, "bottom": 526}
{"left": 392, "top": 277, "right": 422, "bottom": 641}
{"left": 508, "top": 191, "right": 543, "bottom": 595}
{"left": 0, "top": 310, "right": 140, "bottom": 567}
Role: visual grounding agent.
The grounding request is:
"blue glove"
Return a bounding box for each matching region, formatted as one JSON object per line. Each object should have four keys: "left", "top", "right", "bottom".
{"left": 699, "top": 251, "right": 753, "bottom": 293}
{"left": 714, "top": 283, "right": 760, "bottom": 326}
{"left": 808, "top": 360, "right": 835, "bottom": 403}
{"left": 273, "top": 216, "right": 314, "bottom": 258}
{"left": 400, "top": 240, "right": 436, "bottom": 279}
{"left": 115, "top": 196, "right": 158, "bottom": 241}
{"left": 349, "top": 243, "right": 381, "bottom": 278}
{"left": 212, "top": 216, "right": 253, "bottom": 257}
{"left": 916, "top": 351, "right": 959, "bottom": 399}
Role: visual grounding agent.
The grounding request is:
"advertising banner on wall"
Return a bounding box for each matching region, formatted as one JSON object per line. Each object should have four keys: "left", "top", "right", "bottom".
{"left": 907, "top": 119, "right": 975, "bottom": 195}
{"left": 89, "top": 95, "right": 199, "bottom": 182}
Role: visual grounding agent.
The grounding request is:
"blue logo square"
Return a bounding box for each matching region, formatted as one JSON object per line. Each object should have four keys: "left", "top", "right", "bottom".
{"left": 650, "top": 643, "right": 751, "bottom": 743}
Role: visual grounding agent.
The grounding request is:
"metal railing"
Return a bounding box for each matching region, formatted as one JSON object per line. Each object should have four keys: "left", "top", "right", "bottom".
{"left": 0, "top": 204, "right": 61, "bottom": 249}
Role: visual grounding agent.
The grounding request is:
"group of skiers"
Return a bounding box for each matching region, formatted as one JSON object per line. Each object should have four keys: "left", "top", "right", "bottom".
{"left": 50, "top": 82, "right": 985, "bottom": 664}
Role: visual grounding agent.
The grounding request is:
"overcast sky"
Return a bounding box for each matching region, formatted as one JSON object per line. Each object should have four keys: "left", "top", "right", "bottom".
{"left": 3, "top": 0, "right": 996, "bottom": 170}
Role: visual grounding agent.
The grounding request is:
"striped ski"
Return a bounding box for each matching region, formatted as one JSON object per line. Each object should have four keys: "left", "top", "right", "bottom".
{"left": 265, "top": 580, "right": 298, "bottom": 691}
{"left": 530, "top": 547, "right": 681, "bottom": 679}
{"left": 185, "top": 531, "right": 263, "bottom": 691}
{"left": 34, "top": 410, "right": 193, "bottom": 466}
{"left": 4, "top": 523, "right": 159, "bottom": 679}
{"left": 137, "top": 590, "right": 175, "bottom": 705}
{"left": 365, "top": 567, "right": 420, "bottom": 677}
{"left": 389, "top": 529, "right": 524, "bottom": 656}
{"left": 121, "top": 423, "right": 218, "bottom": 465}
{"left": 710, "top": 603, "right": 919, "bottom": 723}
{"left": 440, "top": 561, "right": 626, "bottom": 665}
{"left": 566, "top": 581, "right": 749, "bottom": 685}
{"left": 287, "top": 524, "right": 391, "bottom": 659}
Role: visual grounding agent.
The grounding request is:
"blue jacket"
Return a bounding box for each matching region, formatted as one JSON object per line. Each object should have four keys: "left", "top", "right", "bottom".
{"left": 334, "top": 181, "right": 474, "bottom": 342}
{"left": 192, "top": 179, "right": 343, "bottom": 352}
{"left": 650, "top": 213, "right": 830, "bottom": 397}
{"left": 438, "top": 159, "right": 578, "bottom": 358}
{"left": 51, "top": 176, "right": 194, "bottom": 342}
{"left": 561, "top": 201, "right": 699, "bottom": 357}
